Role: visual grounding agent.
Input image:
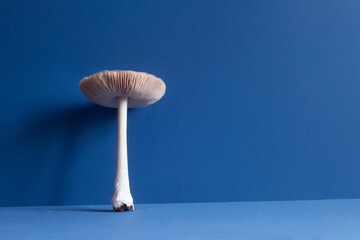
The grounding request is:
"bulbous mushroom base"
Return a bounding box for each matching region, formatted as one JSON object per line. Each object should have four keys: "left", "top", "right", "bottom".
{"left": 113, "top": 204, "right": 134, "bottom": 212}
{"left": 111, "top": 196, "right": 134, "bottom": 212}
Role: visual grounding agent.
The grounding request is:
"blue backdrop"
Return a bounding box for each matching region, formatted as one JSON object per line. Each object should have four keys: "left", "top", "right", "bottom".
{"left": 1, "top": 0, "right": 360, "bottom": 207}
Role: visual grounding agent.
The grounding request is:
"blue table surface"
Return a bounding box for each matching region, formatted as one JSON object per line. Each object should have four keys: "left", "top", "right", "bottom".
{"left": 1, "top": 199, "right": 360, "bottom": 240}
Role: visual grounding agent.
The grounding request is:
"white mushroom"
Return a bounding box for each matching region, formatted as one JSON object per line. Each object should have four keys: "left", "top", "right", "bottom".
{"left": 80, "top": 70, "right": 166, "bottom": 211}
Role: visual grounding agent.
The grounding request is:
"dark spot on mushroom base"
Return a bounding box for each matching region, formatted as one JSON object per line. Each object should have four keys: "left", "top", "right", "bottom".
{"left": 113, "top": 204, "right": 134, "bottom": 212}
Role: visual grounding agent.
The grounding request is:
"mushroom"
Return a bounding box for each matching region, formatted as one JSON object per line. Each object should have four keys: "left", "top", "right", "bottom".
{"left": 80, "top": 70, "right": 166, "bottom": 211}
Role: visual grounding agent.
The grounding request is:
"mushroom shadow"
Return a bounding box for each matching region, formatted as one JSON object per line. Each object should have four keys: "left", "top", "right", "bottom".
{"left": 38, "top": 207, "right": 116, "bottom": 213}
{"left": 68, "top": 209, "right": 115, "bottom": 213}
{"left": 0, "top": 104, "right": 135, "bottom": 206}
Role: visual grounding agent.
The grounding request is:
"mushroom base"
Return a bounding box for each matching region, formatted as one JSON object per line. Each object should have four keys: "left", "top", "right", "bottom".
{"left": 113, "top": 204, "right": 134, "bottom": 212}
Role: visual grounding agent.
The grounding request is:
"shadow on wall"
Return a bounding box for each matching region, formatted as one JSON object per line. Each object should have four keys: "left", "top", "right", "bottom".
{"left": 0, "top": 104, "right": 125, "bottom": 206}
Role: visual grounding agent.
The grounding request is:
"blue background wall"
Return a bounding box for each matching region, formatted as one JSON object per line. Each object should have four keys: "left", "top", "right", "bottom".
{"left": 1, "top": 0, "right": 360, "bottom": 206}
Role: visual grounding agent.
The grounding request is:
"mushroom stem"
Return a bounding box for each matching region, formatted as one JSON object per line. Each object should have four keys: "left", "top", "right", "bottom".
{"left": 111, "top": 96, "right": 134, "bottom": 211}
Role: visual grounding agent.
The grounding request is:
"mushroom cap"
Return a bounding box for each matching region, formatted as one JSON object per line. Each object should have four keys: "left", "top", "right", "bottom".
{"left": 80, "top": 70, "right": 166, "bottom": 108}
